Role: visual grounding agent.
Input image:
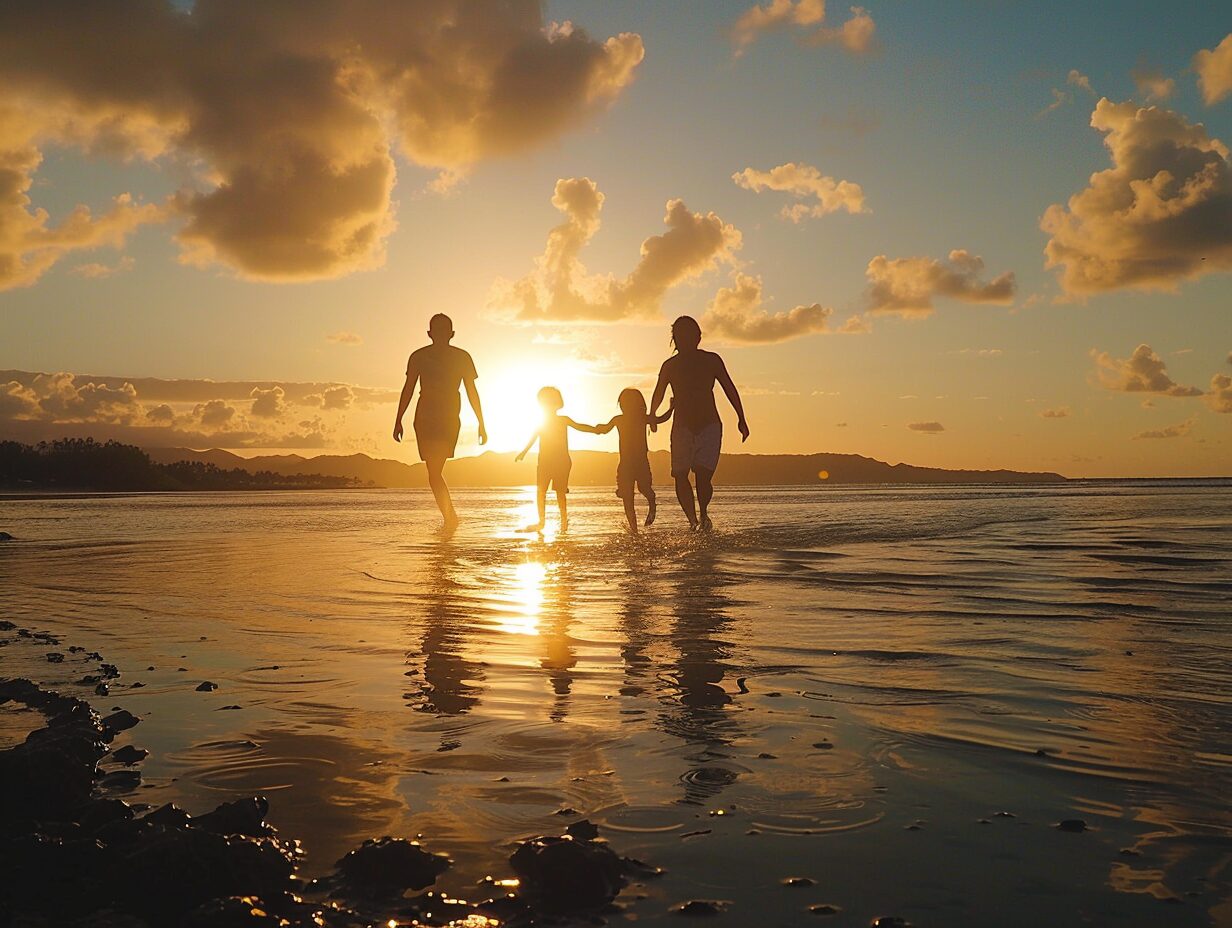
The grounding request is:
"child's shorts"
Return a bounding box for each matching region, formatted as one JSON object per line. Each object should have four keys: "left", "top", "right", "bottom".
{"left": 615, "top": 459, "right": 653, "bottom": 500}
{"left": 538, "top": 460, "right": 571, "bottom": 493}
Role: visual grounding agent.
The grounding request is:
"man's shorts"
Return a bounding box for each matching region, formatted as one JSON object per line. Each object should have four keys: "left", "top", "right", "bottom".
{"left": 670, "top": 421, "right": 722, "bottom": 477}
{"left": 413, "top": 407, "right": 461, "bottom": 461}
{"left": 616, "top": 458, "right": 653, "bottom": 500}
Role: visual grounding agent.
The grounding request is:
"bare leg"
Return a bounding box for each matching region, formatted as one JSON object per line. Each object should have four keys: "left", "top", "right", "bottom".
{"left": 558, "top": 491, "right": 568, "bottom": 532}
{"left": 425, "top": 455, "right": 457, "bottom": 527}
{"left": 695, "top": 467, "right": 714, "bottom": 531}
{"left": 644, "top": 488, "right": 657, "bottom": 526}
{"left": 622, "top": 495, "right": 638, "bottom": 533}
{"left": 674, "top": 474, "right": 698, "bottom": 527}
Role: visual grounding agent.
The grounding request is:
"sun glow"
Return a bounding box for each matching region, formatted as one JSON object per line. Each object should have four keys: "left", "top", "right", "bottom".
{"left": 474, "top": 356, "right": 608, "bottom": 452}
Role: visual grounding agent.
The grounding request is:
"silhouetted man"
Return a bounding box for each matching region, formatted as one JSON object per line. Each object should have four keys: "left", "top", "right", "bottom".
{"left": 393, "top": 314, "right": 486, "bottom": 529}
{"left": 650, "top": 315, "right": 748, "bottom": 531}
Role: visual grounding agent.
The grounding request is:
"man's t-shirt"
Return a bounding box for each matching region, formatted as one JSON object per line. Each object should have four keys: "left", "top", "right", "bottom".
{"left": 408, "top": 345, "right": 477, "bottom": 420}
{"left": 658, "top": 350, "right": 724, "bottom": 431}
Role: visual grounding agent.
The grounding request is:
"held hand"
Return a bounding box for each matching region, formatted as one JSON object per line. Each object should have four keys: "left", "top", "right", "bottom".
{"left": 738, "top": 419, "right": 750, "bottom": 442}
{"left": 515, "top": 451, "right": 525, "bottom": 463}
{"left": 649, "top": 421, "right": 657, "bottom": 433}
{"left": 478, "top": 424, "right": 488, "bottom": 446}
{"left": 393, "top": 421, "right": 404, "bottom": 443}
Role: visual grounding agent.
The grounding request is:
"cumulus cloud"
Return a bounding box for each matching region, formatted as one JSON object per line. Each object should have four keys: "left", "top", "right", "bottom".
{"left": 1091, "top": 344, "right": 1204, "bottom": 396}
{"left": 1134, "top": 417, "right": 1195, "bottom": 439}
{"left": 1040, "top": 406, "right": 1070, "bottom": 418}
{"left": 908, "top": 421, "right": 945, "bottom": 433}
{"left": 732, "top": 162, "right": 867, "bottom": 220}
{"left": 700, "top": 273, "right": 831, "bottom": 344}
{"left": 1041, "top": 99, "right": 1232, "bottom": 295}
{"left": 1132, "top": 65, "right": 1175, "bottom": 102}
{"left": 838, "top": 314, "right": 871, "bottom": 334}
{"left": 0, "top": 368, "right": 380, "bottom": 448}
{"left": 321, "top": 385, "right": 354, "bottom": 410}
{"left": 0, "top": 2, "right": 643, "bottom": 286}
{"left": 488, "top": 177, "right": 741, "bottom": 322}
{"left": 325, "top": 331, "right": 363, "bottom": 346}
{"left": 1206, "top": 362, "right": 1232, "bottom": 412}
{"left": 732, "top": 0, "right": 875, "bottom": 56}
{"left": 865, "top": 250, "right": 1015, "bottom": 317}
{"left": 1193, "top": 34, "right": 1232, "bottom": 105}
{"left": 249, "top": 386, "right": 287, "bottom": 418}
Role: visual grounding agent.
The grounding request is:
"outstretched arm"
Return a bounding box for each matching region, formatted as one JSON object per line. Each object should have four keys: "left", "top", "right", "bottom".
{"left": 565, "top": 416, "right": 607, "bottom": 434}
{"left": 649, "top": 364, "right": 670, "bottom": 417}
{"left": 393, "top": 363, "right": 419, "bottom": 442}
{"left": 716, "top": 359, "right": 750, "bottom": 442}
{"left": 652, "top": 403, "right": 674, "bottom": 426}
{"left": 464, "top": 376, "right": 487, "bottom": 445}
{"left": 515, "top": 432, "right": 538, "bottom": 462}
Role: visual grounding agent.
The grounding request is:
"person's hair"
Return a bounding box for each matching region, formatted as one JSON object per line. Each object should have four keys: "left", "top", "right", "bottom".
{"left": 537, "top": 386, "right": 564, "bottom": 412}
{"left": 428, "top": 313, "right": 453, "bottom": 337}
{"left": 618, "top": 387, "right": 646, "bottom": 417}
{"left": 670, "top": 315, "right": 702, "bottom": 351}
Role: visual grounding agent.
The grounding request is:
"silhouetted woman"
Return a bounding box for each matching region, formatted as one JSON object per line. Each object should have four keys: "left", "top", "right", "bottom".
{"left": 649, "top": 316, "right": 748, "bottom": 530}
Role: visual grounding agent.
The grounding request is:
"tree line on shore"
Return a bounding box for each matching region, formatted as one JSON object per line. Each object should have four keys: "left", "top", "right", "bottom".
{"left": 0, "top": 439, "right": 367, "bottom": 491}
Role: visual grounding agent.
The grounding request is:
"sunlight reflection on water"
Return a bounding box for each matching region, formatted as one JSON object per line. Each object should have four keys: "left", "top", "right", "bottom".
{"left": 2, "top": 483, "right": 1230, "bottom": 926}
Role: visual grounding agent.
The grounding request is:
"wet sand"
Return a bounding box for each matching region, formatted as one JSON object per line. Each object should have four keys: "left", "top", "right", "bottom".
{"left": 2, "top": 484, "right": 1230, "bottom": 925}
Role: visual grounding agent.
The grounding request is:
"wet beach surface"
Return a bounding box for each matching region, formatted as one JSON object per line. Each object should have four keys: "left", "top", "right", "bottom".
{"left": 2, "top": 484, "right": 1230, "bottom": 926}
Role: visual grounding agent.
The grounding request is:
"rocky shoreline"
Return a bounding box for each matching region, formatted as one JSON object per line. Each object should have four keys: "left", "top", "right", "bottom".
{"left": 0, "top": 622, "right": 665, "bottom": 928}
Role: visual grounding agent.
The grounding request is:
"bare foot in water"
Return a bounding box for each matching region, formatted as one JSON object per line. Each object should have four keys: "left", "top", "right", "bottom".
{"left": 519, "top": 522, "right": 545, "bottom": 533}
{"left": 645, "top": 498, "right": 657, "bottom": 527}
{"left": 699, "top": 516, "right": 713, "bottom": 532}
{"left": 560, "top": 516, "right": 569, "bottom": 533}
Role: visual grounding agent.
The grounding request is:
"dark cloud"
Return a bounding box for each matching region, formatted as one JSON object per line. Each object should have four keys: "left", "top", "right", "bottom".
{"left": 908, "top": 421, "right": 945, "bottom": 433}
{"left": 249, "top": 385, "right": 287, "bottom": 418}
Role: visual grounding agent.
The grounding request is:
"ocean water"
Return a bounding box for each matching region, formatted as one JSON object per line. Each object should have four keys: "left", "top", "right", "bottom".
{"left": 1, "top": 484, "right": 1230, "bottom": 927}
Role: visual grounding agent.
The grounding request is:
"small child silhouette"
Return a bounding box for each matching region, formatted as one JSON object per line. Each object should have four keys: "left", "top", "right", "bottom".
{"left": 595, "top": 388, "right": 673, "bottom": 534}
{"left": 515, "top": 386, "right": 603, "bottom": 533}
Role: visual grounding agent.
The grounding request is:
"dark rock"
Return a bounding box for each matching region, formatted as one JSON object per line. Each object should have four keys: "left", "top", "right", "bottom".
{"left": 871, "top": 919, "right": 912, "bottom": 927}
{"left": 1057, "top": 819, "right": 1089, "bottom": 833}
{"left": 47, "top": 652, "right": 66, "bottom": 663}
{"left": 782, "top": 876, "right": 815, "bottom": 887}
{"left": 218, "top": 704, "right": 242, "bottom": 710}
{"left": 565, "top": 819, "right": 599, "bottom": 841}
{"left": 195, "top": 681, "right": 218, "bottom": 692}
{"left": 100, "top": 769, "right": 142, "bottom": 792}
{"left": 510, "top": 830, "right": 626, "bottom": 914}
{"left": 100, "top": 664, "right": 121, "bottom": 679}
{"left": 757, "top": 752, "right": 777, "bottom": 759}
{"left": 95, "top": 683, "right": 111, "bottom": 697}
{"left": 108, "top": 825, "right": 297, "bottom": 920}
{"left": 0, "top": 531, "right": 13, "bottom": 541}
{"left": 112, "top": 745, "right": 149, "bottom": 765}
{"left": 671, "top": 899, "right": 730, "bottom": 916}
{"left": 334, "top": 836, "right": 451, "bottom": 897}
{"left": 811, "top": 742, "right": 833, "bottom": 750}
{"left": 140, "top": 803, "right": 191, "bottom": 830}
{"left": 195, "top": 797, "right": 273, "bottom": 838}
{"left": 76, "top": 797, "right": 135, "bottom": 834}
{"left": 102, "top": 710, "right": 141, "bottom": 735}
{"left": 810, "top": 903, "right": 842, "bottom": 915}
{"left": 184, "top": 895, "right": 288, "bottom": 927}
{"left": 130, "top": 682, "right": 146, "bottom": 689}
{"left": 0, "top": 718, "right": 106, "bottom": 827}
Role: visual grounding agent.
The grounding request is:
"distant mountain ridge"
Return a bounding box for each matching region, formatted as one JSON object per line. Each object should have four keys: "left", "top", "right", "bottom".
{"left": 143, "top": 447, "right": 1066, "bottom": 486}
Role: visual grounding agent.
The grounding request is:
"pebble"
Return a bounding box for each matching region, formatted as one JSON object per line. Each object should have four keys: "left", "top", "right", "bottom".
{"left": 112, "top": 745, "right": 149, "bottom": 765}
{"left": 671, "top": 899, "right": 729, "bottom": 916}
{"left": 1057, "top": 819, "right": 1089, "bottom": 833}
{"left": 782, "top": 876, "right": 815, "bottom": 887}
{"left": 809, "top": 903, "right": 841, "bottom": 915}
{"left": 195, "top": 681, "right": 218, "bottom": 692}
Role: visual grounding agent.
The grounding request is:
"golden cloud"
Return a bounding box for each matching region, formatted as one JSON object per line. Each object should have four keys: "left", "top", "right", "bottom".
{"left": 1134, "top": 417, "right": 1195, "bottom": 440}
{"left": 1193, "top": 34, "right": 1232, "bottom": 106}
{"left": 1090, "top": 344, "right": 1203, "bottom": 396}
{"left": 701, "top": 273, "right": 831, "bottom": 344}
{"left": 1041, "top": 99, "right": 1232, "bottom": 295}
{"left": 489, "top": 177, "right": 741, "bottom": 323}
{"left": 732, "top": 0, "right": 875, "bottom": 57}
{"left": 866, "top": 250, "right": 1015, "bottom": 317}
{"left": 732, "top": 162, "right": 868, "bottom": 220}
{"left": 0, "top": 1, "right": 643, "bottom": 288}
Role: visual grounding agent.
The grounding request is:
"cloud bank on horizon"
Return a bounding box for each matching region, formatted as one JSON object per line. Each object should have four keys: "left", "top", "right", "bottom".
{"left": 0, "top": 0, "right": 643, "bottom": 289}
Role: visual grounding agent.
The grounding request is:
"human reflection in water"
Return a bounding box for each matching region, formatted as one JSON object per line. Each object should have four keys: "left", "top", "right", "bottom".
{"left": 404, "top": 542, "right": 485, "bottom": 728}
{"left": 536, "top": 551, "right": 577, "bottom": 723}
{"left": 657, "top": 549, "right": 745, "bottom": 804}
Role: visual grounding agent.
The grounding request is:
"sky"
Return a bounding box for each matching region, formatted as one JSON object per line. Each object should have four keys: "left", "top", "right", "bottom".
{"left": 1, "top": 0, "right": 1230, "bottom": 477}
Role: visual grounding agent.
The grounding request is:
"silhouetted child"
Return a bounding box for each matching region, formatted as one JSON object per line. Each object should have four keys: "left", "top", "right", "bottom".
{"left": 515, "top": 386, "right": 603, "bottom": 533}
{"left": 596, "top": 388, "right": 673, "bottom": 533}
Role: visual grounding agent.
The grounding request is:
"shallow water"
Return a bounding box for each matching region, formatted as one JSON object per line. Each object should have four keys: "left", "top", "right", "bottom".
{"left": 2, "top": 484, "right": 1230, "bottom": 926}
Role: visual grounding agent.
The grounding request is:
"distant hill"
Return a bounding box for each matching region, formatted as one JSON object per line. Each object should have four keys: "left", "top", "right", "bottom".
{"left": 144, "top": 447, "right": 1066, "bottom": 487}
